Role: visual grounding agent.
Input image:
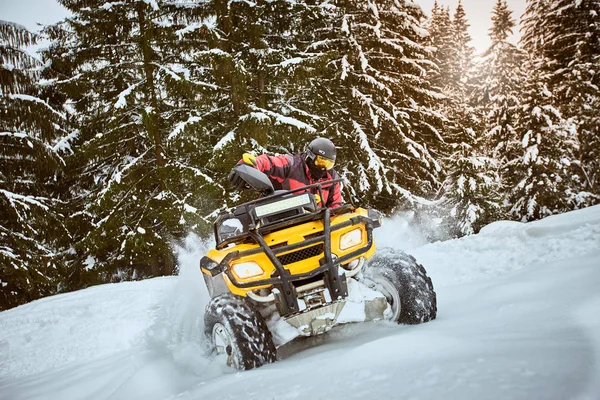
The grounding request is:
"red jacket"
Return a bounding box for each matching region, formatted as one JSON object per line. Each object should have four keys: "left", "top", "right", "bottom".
{"left": 241, "top": 153, "right": 343, "bottom": 208}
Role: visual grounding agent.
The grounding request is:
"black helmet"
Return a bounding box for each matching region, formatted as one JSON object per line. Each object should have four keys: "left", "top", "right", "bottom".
{"left": 305, "top": 137, "right": 336, "bottom": 180}
{"left": 306, "top": 138, "right": 336, "bottom": 170}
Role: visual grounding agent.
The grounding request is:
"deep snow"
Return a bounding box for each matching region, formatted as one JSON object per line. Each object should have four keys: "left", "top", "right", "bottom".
{"left": 1, "top": 206, "right": 599, "bottom": 400}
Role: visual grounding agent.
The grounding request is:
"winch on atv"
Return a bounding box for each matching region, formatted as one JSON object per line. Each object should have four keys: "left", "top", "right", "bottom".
{"left": 200, "top": 165, "right": 437, "bottom": 370}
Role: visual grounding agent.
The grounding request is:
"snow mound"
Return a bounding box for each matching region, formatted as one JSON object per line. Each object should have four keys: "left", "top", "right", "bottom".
{"left": 413, "top": 205, "right": 600, "bottom": 288}
{"left": 1, "top": 206, "right": 599, "bottom": 400}
{"left": 0, "top": 278, "right": 174, "bottom": 379}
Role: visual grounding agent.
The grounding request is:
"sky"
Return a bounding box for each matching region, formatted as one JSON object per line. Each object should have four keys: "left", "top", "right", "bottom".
{"left": 1, "top": 0, "right": 527, "bottom": 53}
{"left": 0, "top": 0, "right": 69, "bottom": 32}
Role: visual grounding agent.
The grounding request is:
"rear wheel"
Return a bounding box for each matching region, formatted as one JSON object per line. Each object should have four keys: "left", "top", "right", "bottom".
{"left": 204, "top": 293, "right": 277, "bottom": 370}
{"left": 360, "top": 248, "right": 437, "bottom": 324}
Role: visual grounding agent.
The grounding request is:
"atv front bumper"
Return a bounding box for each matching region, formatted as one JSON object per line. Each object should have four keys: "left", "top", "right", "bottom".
{"left": 202, "top": 209, "right": 381, "bottom": 316}
{"left": 283, "top": 295, "right": 389, "bottom": 337}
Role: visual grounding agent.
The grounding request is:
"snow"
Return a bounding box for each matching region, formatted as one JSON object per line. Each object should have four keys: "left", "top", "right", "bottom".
{"left": 341, "top": 15, "right": 350, "bottom": 35}
{"left": 0, "top": 20, "right": 29, "bottom": 32}
{"left": 114, "top": 82, "right": 142, "bottom": 109}
{"left": 279, "top": 57, "right": 303, "bottom": 67}
{"left": 341, "top": 55, "right": 350, "bottom": 80}
{"left": 353, "top": 120, "right": 386, "bottom": 191}
{"left": 1, "top": 206, "right": 600, "bottom": 400}
{"left": 83, "top": 256, "right": 96, "bottom": 271}
{"left": 8, "top": 94, "right": 66, "bottom": 119}
{"left": 0, "top": 131, "right": 28, "bottom": 139}
{"left": 175, "top": 16, "right": 217, "bottom": 38}
{"left": 336, "top": 279, "right": 385, "bottom": 324}
{"left": 523, "top": 144, "right": 539, "bottom": 164}
{"left": 240, "top": 112, "right": 270, "bottom": 123}
{"left": 143, "top": 0, "right": 160, "bottom": 11}
{"left": 97, "top": 152, "right": 149, "bottom": 202}
{"left": 255, "top": 108, "right": 317, "bottom": 132}
{"left": 2, "top": 63, "right": 15, "bottom": 72}
{"left": 52, "top": 129, "right": 79, "bottom": 153}
{"left": 213, "top": 130, "right": 235, "bottom": 150}
{"left": 100, "top": 2, "right": 124, "bottom": 11}
{"left": 267, "top": 314, "right": 301, "bottom": 345}
{"left": 0, "top": 189, "right": 50, "bottom": 211}
{"left": 169, "top": 160, "right": 215, "bottom": 184}
{"left": 222, "top": 218, "right": 243, "bottom": 232}
{"left": 183, "top": 204, "right": 197, "bottom": 214}
{"left": 167, "top": 116, "right": 202, "bottom": 142}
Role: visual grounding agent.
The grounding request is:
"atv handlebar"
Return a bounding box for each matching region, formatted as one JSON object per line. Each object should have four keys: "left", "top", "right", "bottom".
{"left": 214, "top": 178, "right": 347, "bottom": 248}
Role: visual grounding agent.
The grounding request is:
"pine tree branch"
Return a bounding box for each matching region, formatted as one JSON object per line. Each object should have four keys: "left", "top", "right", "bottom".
{"left": 7, "top": 94, "right": 66, "bottom": 119}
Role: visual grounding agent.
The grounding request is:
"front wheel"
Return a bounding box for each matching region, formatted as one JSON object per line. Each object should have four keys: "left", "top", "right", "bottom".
{"left": 204, "top": 293, "right": 277, "bottom": 370}
{"left": 360, "top": 248, "right": 437, "bottom": 324}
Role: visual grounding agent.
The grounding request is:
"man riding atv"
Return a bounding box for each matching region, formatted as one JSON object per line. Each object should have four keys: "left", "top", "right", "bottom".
{"left": 228, "top": 137, "right": 342, "bottom": 209}
{"left": 201, "top": 137, "right": 437, "bottom": 370}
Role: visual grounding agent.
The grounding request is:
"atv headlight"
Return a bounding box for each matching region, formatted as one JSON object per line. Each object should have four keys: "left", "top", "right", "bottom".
{"left": 231, "top": 261, "right": 264, "bottom": 279}
{"left": 339, "top": 228, "right": 363, "bottom": 251}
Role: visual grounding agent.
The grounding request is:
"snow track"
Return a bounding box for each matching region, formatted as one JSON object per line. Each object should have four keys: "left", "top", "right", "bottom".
{"left": 1, "top": 207, "right": 600, "bottom": 400}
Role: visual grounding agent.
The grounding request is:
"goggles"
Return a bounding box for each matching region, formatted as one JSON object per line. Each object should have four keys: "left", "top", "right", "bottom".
{"left": 313, "top": 154, "right": 335, "bottom": 170}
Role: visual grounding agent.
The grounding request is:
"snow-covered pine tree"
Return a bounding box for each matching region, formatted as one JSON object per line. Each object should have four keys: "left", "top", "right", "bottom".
{"left": 201, "top": 0, "right": 318, "bottom": 199}
{"left": 425, "top": 0, "right": 474, "bottom": 96}
{"left": 0, "top": 21, "right": 68, "bottom": 310}
{"left": 451, "top": 0, "right": 475, "bottom": 94}
{"left": 507, "top": 59, "right": 574, "bottom": 221}
{"left": 427, "top": 4, "right": 455, "bottom": 93}
{"left": 424, "top": 1, "right": 499, "bottom": 236}
{"left": 469, "top": 0, "right": 525, "bottom": 196}
{"left": 438, "top": 129, "right": 503, "bottom": 236}
{"left": 425, "top": 0, "right": 441, "bottom": 36}
{"left": 521, "top": 0, "right": 600, "bottom": 207}
{"left": 293, "top": 0, "right": 445, "bottom": 213}
{"left": 45, "top": 1, "right": 222, "bottom": 282}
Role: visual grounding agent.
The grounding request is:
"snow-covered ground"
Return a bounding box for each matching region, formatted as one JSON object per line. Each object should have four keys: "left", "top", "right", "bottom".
{"left": 1, "top": 206, "right": 599, "bottom": 400}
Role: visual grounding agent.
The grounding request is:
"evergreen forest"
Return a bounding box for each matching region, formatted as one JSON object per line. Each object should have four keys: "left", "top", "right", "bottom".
{"left": 1, "top": 0, "right": 599, "bottom": 310}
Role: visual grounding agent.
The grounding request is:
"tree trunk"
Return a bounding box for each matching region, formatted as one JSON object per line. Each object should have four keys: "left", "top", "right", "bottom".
{"left": 258, "top": 72, "right": 266, "bottom": 109}
{"left": 136, "top": 2, "right": 164, "bottom": 168}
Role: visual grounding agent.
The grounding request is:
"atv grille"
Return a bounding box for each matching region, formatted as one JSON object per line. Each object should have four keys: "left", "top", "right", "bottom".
{"left": 276, "top": 244, "right": 323, "bottom": 265}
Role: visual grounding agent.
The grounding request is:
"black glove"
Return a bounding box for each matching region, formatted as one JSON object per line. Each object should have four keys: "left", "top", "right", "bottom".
{"left": 228, "top": 167, "right": 248, "bottom": 190}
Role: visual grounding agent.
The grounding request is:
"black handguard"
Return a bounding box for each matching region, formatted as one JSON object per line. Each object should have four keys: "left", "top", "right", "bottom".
{"left": 228, "top": 163, "right": 275, "bottom": 195}
{"left": 228, "top": 166, "right": 249, "bottom": 190}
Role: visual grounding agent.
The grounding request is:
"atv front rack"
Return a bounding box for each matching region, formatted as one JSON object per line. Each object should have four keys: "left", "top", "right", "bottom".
{"left": 202, "top": 207, "right": 381, "bottom": 316}
{"left": 213, "top": 179, "right": 346, "bottom": 249}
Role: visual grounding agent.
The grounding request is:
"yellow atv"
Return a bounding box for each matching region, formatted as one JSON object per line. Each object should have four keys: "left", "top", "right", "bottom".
{"left": 201, "top": 165, "right": 436, "bottom": 370}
